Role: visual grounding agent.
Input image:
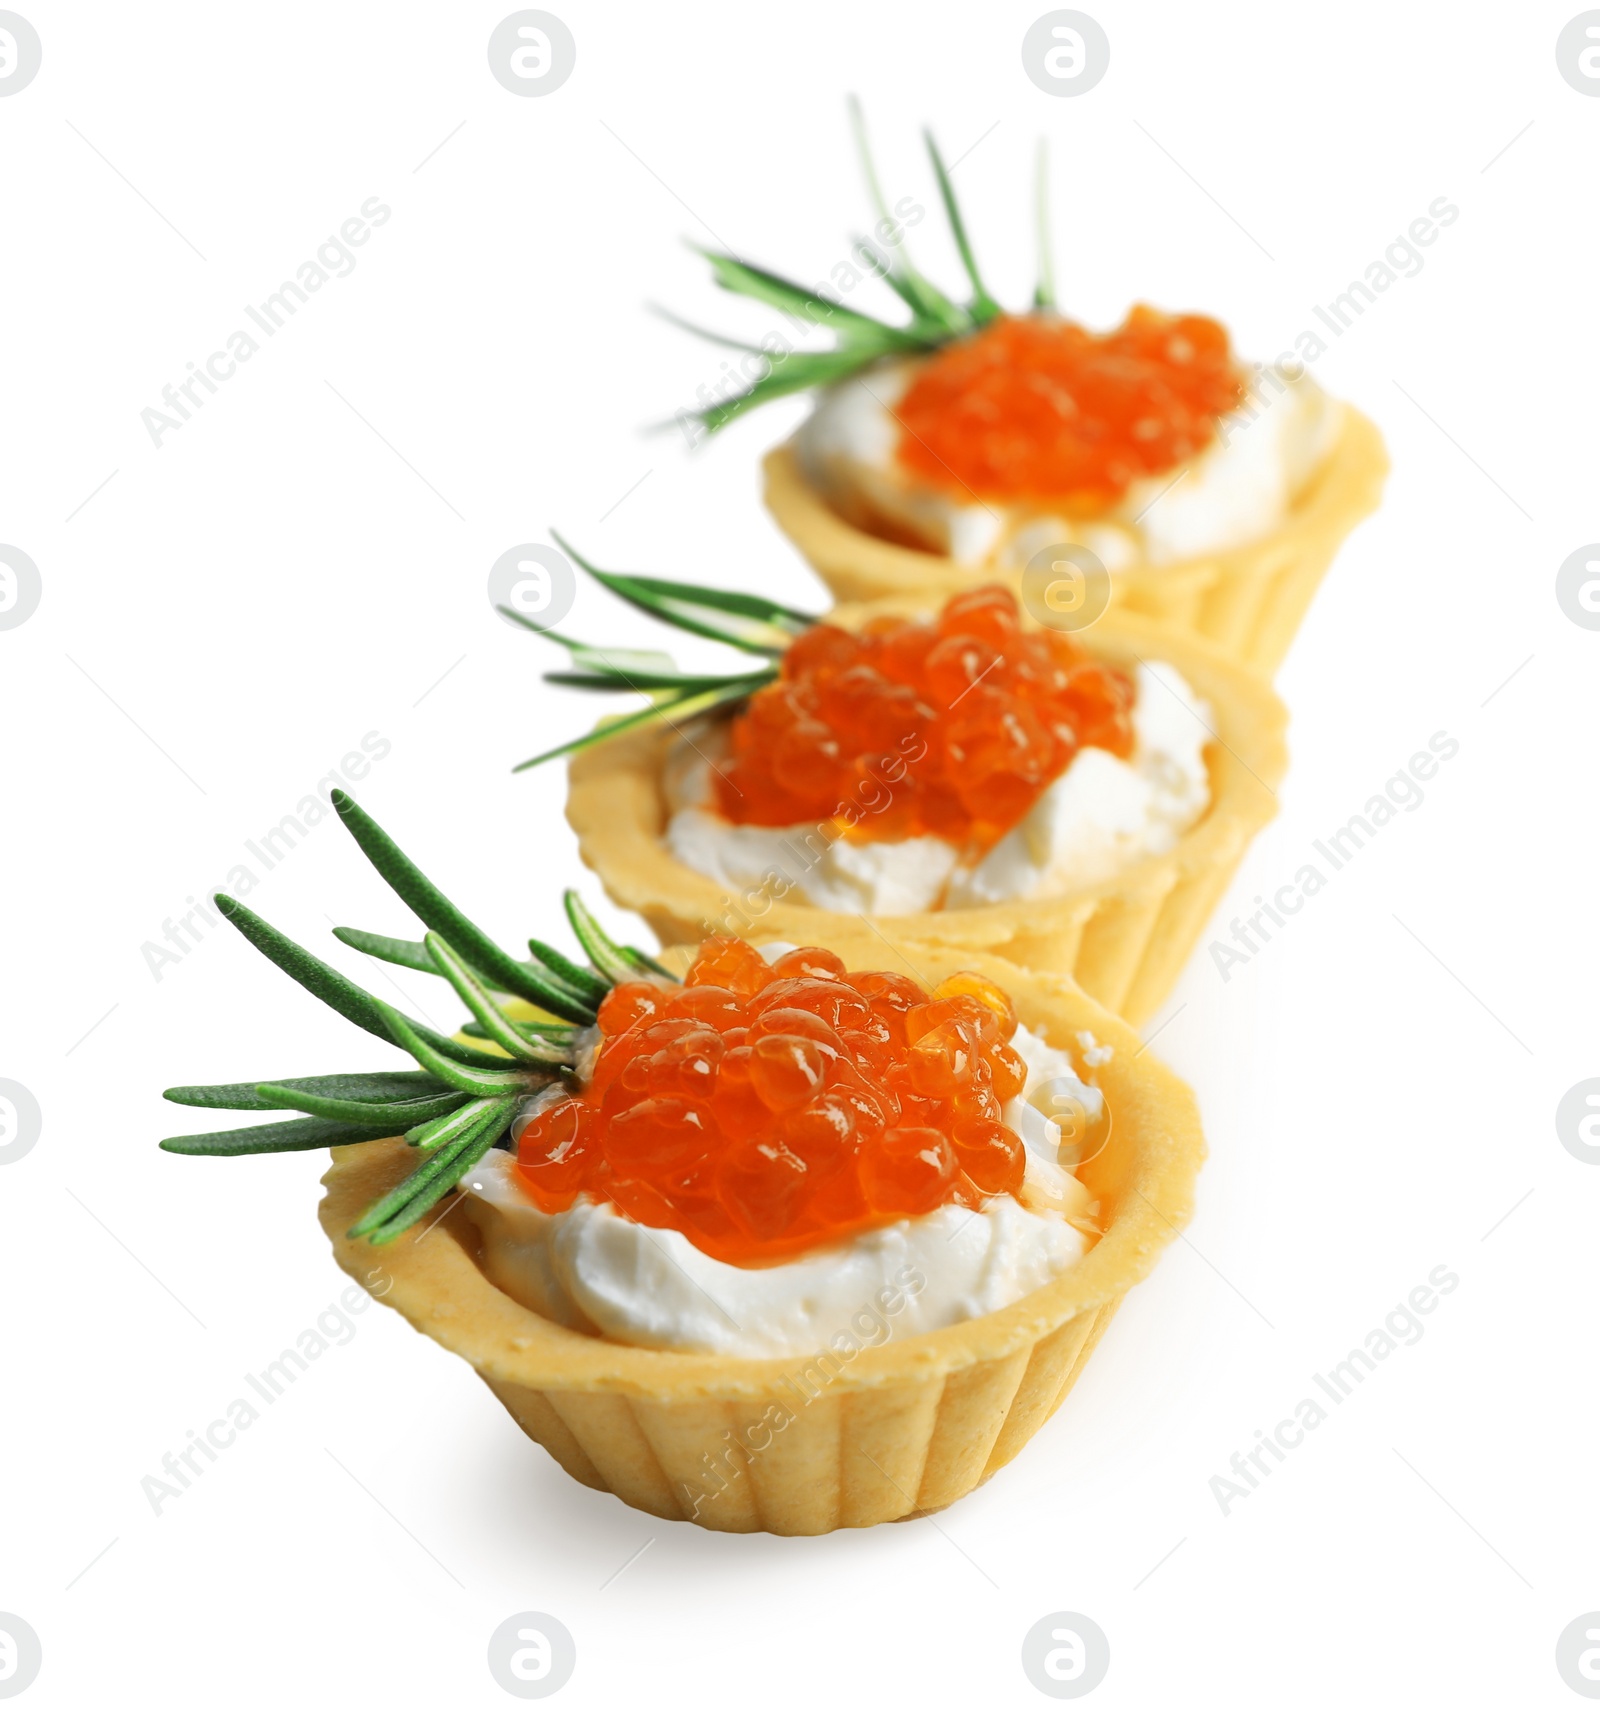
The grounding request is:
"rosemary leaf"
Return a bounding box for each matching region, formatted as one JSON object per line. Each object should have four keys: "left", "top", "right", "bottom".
{"left": 523, "top": 937, "right": 611, "bottom": 1007}
{"left": 404, "top": 1092, "right": 517, "bottom": 1152}
{"left": 164, "top": 1070, "right": 447, "bottom": 1112}
{"left": 160, "top": 1116, "right": 400, "bottom": 1157}
{"left": 509, "top": 677, "right": 765, "bottom": 773}
{"left": 541, "top": 667, "right": 763, "bottom": 693}
{"left": 562, "top": 890, "right": 672, "bottom": 984}
{"left": 924, "top": 129, "right": 1000, "bottom": 323}
{"left": 331, "top": 928, "right": 441, "bottom": 977}
{"left": 562, "top": 645, "right": 681, "bottom": 676}
{"left": 552, "top": 535, "right": 817, "bottom": 652}
{"left": 251, "top": 1085, "right": 469, "bottom": 1126}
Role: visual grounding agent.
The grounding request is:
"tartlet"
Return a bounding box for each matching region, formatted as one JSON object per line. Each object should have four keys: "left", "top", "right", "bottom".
{"left": 158, "top": 793, "right": 1204, "bottom": 1535}
{"left": 672, "top": 114, "right": 1387, "bottom": 676}
{"left": 535, "top": 565, "right": 1286, "bottom": 1024}
{"left": 317, "top": 931, "right": 1203, "bottom": 1535}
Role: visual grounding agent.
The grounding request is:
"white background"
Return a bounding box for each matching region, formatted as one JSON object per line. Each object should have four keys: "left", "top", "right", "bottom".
{"left": 2, "top": 2, "right": 1596, "bottom": 1706}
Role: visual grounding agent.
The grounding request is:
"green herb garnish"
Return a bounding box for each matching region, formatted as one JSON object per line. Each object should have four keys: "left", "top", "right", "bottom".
{"left": 503, "top": 532, "right": 818, "bottom": 772}
{"left": 667, "top": 101, "right": 1057, "bottom": 435}
{"left": 161, "top": 790, "right": 673, "bottom": 1244}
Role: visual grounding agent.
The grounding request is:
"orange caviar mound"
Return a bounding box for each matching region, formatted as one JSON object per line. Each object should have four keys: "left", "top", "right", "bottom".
{"left": 715, "top": 585, "right": 1135, "bottom": 846}
{"left": 515, "top": 940, "right": 1036, "bottom": 1264}
{"left": 893, "top": 308, "right": 1246, "bottom": 508}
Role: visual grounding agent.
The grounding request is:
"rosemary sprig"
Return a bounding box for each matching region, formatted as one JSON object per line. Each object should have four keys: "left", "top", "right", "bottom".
{"left": 667, "top": 108, "right": 1040, "bottom": 435}
{"left": 161, "top": 794, "right": 676, "bottom": 1241}
{"left": 549, "top": 532, "right": 815, "bottom": 655}
{"left": 507, "top": 537, "right": 818, "bottom": 773}
{"left": 330, "top": 791, "right": 597, "bottom": 1023}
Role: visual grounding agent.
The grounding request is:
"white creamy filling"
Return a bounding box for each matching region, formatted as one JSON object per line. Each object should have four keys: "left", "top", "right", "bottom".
{"left": 947, "top": 660, "right": 1211, "bottom": 903}
{"left": 794, "top": 355, "right": 1340, "bottom": 568}
{"left": 663, "top": 660, "right": 1212, "bottom": 915}
{"left": 457, "top": 1021, "right": 1099, "bottom": 1358}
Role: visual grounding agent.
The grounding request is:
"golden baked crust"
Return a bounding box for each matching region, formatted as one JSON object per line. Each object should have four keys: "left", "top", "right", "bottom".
{"left": 763, "top": 406, "right": 1388, "bottom": 677}
{"left": 564, "top": 607, "right": 1286, "bottom": 1024}
{"left": 318, "top": 934, "right": 1205, "bottom": 1535}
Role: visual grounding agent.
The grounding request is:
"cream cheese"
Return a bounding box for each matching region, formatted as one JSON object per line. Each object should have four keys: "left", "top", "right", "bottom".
{"left": 665, "top": 811, "right": 960, "bottom": 917}
{"left": 947, "top": 659, "right": 1211, "bottom": 903}
{"left": 458, "top": 1022, "right": 1099, "bottom": 1358}
{"left": 794, "top": 355, "right": 1339, "bottom": 569}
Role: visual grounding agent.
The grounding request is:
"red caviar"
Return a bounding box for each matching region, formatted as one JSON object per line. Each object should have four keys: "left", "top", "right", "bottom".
{"left": 716, "top": 585, "right": 1135, "bottom": 846}
{"left": 515, "top": 941, "right": 1031, "bottom": 1264}
{"left": 893, "top": 308, "right": 1245, "bottom": 508}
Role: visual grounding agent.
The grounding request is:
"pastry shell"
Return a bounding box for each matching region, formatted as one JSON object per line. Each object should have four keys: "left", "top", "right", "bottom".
{"left": 318, "top": 935, "right": 1205, "bottom": 1536}
{"left": 564, "top": 606, "right": 1286, "bottom": 1025}
{"left": 762, "top": 405, "right": 1387, "bottom": 678}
